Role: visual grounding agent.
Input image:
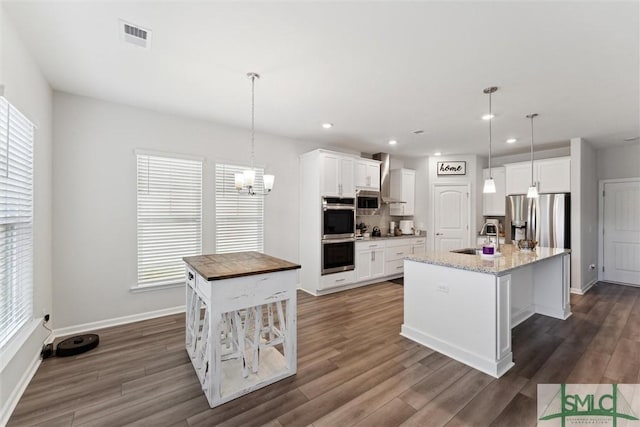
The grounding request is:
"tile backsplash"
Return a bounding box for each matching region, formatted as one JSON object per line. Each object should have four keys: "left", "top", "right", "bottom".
{"left": 356, "top": 204, "right": 414, "bottom": 235}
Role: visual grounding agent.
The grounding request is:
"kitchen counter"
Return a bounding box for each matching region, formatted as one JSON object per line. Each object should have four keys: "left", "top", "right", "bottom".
{"left": 357, "top": 234, "right": 424, "bottom": 241}
{"left": 183, "top": 252, "right": 299, "bottom": 408}
{"left": 402, "top": 244, "right": 571, "bottom": 378}
{"left": 405, "top": 244, "right": 570, "bottom": 275}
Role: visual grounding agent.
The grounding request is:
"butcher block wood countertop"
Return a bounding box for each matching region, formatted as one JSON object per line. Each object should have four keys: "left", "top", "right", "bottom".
{"left": 183, "top": 251, "right": 301, "bottom": 281}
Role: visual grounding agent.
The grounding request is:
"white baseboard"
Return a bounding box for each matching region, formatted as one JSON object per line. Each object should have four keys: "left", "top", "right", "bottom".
{"left": 53, "top": 305, "right": 185, "bottom": 338}
{"left": 570, "top": 278, "right": 597, "bottom": 295}
{"left": 0, "top": 352, "right": 41, "bottom": 427}
{"left": 400, "top": 324, "right": 514, "bottom": 378}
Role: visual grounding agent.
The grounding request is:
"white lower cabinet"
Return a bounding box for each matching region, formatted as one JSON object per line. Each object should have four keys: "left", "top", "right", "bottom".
{"left": 356, "top": 238, "right": 426, "bottom": 281}
{"left": 356, "top": 242, "right": 385, "bottom": 282}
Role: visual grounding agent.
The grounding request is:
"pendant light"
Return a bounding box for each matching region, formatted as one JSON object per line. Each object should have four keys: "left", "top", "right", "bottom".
{"left": 483, "top": 86, "right": 498, "bottom": 194}
{"left": 526, "top": 113, "right": 539, "bottom": 198}
{"left": 234, "top": 72, "right": 275, "bottom": 196}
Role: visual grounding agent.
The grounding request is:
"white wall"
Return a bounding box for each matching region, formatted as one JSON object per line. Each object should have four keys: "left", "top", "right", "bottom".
{"left": 52, "top": 92, "right": 320, "bottom": 329}
{"left": 492, "top": 146, "right": 571, "bottom": 166}
{"left": 406, "top": 154, "right": 482, "bottom": 250}
{"left": 596, "top": 143, "right": 640, "bottom": 180}
{"left": 570, "top": 138, "right": 598, "bottom": 293}
{"left": 0, "top": 9, "right": 53, "bottom": 424}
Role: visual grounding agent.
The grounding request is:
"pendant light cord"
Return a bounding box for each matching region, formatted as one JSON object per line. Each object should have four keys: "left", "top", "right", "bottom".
{"left": 250, "top": 74, "right": 256, "bottom": 170}
{"left": 530, "top": 115, "right": 534, "bottom": 186}
{"left": 488, "top": 92, "right": 492, "bottom": 178}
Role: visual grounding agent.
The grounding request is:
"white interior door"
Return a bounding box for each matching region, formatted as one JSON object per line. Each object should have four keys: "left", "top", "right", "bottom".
{"left": 603, "top": 181, "right": 640, "bottom": 285}
{"left": 433, "top": 184, "right": 470, "bottom": 251}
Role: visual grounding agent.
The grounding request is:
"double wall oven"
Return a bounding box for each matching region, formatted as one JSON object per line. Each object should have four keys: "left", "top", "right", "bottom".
{"left": 321, "top": 197, "right": 355, "bottom": 275}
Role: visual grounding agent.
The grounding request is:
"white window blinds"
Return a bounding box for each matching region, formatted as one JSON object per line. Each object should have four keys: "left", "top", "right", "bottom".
{"left": 137, "top": 153, "right": 202, "bottom": 287}
{"left": 215, "top": 164, "right": 264, "bottom": 253}
{"left": 0, "top": 96, "right": 34, "bottom": 349}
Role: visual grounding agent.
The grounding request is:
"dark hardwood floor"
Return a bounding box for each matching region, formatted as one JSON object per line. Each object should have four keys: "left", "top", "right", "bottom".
{"left": 8, "top": 281, "right": 640, "bottom": 426}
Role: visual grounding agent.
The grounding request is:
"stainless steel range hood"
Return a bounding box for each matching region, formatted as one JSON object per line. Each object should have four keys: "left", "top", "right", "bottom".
{"left": 372, "top": 153, "right": 406, "bottom": 204}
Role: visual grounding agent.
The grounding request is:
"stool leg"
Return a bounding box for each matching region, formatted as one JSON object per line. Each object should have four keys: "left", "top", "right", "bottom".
{"left": 233, "top": 310, "right": 248, "bottom": 378}
{"left": 251, "top": 305, "right": 262, "bottom": 373}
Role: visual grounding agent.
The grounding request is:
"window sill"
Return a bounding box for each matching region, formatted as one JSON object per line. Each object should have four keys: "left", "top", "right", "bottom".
{"left": 130, "top": 281, "right": 184, "bottom": 293}
{"left": 0, "top": 318, "right": 41, "bottom": 373}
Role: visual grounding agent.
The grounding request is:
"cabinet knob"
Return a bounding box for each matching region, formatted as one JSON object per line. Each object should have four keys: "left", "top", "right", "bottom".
{"left": 188, "top": 272, "right": 194, "bottom": 280}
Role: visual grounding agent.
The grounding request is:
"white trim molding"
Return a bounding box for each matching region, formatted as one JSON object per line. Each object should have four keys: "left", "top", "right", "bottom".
{"left": 0, "top": 352, "right": 41, "bottom": 427}
{"left": 53, "top": 305, "right": 185, "bottom": 338}
{"left": 598, "top": 177, "right": 640, "bottom": 284}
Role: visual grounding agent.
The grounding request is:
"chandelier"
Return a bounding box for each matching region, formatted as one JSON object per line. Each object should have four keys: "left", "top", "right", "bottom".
{"left": 234, "top": 72, "right": 275, "bottom": 195}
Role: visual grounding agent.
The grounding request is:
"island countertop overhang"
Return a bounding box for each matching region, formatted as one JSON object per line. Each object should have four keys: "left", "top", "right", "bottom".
{"left": 405, "top": 244, "right": 570, "bottom": 275}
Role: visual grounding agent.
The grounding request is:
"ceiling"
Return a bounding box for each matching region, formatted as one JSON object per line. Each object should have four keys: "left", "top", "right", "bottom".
{"left": 4, "top": 1, "right": 639, "bottom": 157}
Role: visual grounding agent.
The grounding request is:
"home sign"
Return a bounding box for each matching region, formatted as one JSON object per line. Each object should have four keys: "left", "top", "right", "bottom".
{"left": 437, "top": 161, "right": 466, "bottom": 176}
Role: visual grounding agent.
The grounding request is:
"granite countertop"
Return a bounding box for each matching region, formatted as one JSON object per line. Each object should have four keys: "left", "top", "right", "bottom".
{"left": 184, "top": 251, "right": 301, "bottom": 281}
{"left": 405, "top": 244, "right": 570, "bottom": 275}
{"left": 357, "top": 234, "right": 425, "bottom": 241}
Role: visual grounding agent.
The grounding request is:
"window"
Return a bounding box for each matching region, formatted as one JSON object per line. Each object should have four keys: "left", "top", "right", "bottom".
{"left": 0, "top": 97, "right": 34, "bottom": 348}
{"left": 215, "top": 164, "right": 264, "bottom": 253}
{"left": 136, "top": 152, "right": 202, "bottom": 288}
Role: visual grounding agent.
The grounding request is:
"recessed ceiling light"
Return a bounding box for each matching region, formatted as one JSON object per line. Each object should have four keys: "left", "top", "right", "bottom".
{"left": 506, "top": 138, "right": 517, "bottom": 144}
{"left": 434, "top": 152, "right": 442, "bottom": 156}
{"left": 482, "top": 114, "right": 494, "bottom": 121}
{"left": 322, "top": 123, "right": 333, "bottom": 129}
{"left": 412, "top": 129, "right": 425, "bottom": 135}
{"left": 388, "top": 140, "right": 397, "bottom": 145}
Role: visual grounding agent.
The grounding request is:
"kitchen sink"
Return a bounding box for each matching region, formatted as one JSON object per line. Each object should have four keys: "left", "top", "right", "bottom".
{"left": 450, "top": 248, "right": 480, "bottom": 255}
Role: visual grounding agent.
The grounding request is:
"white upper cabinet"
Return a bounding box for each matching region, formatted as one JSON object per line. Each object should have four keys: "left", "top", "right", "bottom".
{"left": 505, "top": 163, "right": 532, "bottom": 196}
{"left": 504, "top": 157, "right": 571, "bottom": 195}
{"left": 355, "top": 159, "right": 380, "bottom": 191}
{"left": 390, "top": 168, "right": 416, "bottom": 216}
{"left": 536, "top": 157, "right": 571, "bottom": 193}
{"left": 483, "top": 166, "right": 506, "bottom": 216}
{"left": 321, "top": 153, "right": 355, "bottom": 197}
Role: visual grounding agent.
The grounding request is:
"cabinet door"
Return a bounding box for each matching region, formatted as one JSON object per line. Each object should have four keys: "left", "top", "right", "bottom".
{"left": 321, "top": 154, "right": 340, "bottom": 196}
{"left": 355, "top": 161, "right": 368, "bottom": 189}
{"left": 371, "top": 248, "right": 385, "bottom": 277}
{"left": 356, "top": 250, "right": 372, "bottom": 282}
{"left": 403, "top": 170, "right": 416, "bottom": 215}
{"left": 505, "top": 163, "right": 532, "bottom": 196}
{"left": 367, "top": 163, "right": 380, "bottom": 190}
{"left": 536, "top": 157, "right": 570, "bottom": 193}
{"left": 483, "top": 167, "right": 506, "bottom": 216}
{"left": 339, "top": 157, "right": 355, "bottom": 197}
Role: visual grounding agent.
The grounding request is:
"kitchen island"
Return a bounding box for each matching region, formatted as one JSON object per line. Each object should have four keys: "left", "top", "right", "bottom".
{"left": 402, "top": 244, "right": 570, "bottom": 378}
{"left": 183, "top": 252, "right": 301, "bottom": 407}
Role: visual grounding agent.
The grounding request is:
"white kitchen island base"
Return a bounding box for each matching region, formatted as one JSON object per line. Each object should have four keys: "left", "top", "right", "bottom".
{"left": 402, "top": 246, "right": 570, "bottom": 378}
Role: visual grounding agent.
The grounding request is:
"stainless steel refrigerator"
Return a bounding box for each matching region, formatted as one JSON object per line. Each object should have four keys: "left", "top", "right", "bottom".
{"left": 505, "top": 193, "right": 571, "bottom": 248}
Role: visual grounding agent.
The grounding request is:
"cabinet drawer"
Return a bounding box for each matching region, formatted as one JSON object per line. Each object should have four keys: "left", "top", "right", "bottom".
{"left": 186, "top": 267, "right": 196, "bottom": 289}
{"left": 356, "top": 241, "right": 384, "bottom": 250}
{"left": 411, "top": 238, "right": 425, "bottom": 246}
{"left": 320, "top": 270, "right": 355, "bottom": 290}
{"left": 385, "top": 259, "right": 404, "bottom": 275}
{"left": 195, "top": 275, "right": 211, "bottom": 302}
{"left": 385, "top": 245, "right": 412, "bottom": 261}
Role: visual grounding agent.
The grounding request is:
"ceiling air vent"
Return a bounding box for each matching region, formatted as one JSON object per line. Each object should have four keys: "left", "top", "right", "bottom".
{"left": 119, "top": 20, "right": 152, "bottom": 49}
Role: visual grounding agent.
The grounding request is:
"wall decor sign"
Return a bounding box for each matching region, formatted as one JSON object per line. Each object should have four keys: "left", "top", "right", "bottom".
{"left": 437, "top": 161, "right": 466, "bottom": 176}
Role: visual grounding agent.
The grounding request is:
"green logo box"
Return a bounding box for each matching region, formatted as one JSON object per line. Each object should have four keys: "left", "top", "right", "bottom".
{"left": 538, "top": 384, "right": 640, "bottom": 427}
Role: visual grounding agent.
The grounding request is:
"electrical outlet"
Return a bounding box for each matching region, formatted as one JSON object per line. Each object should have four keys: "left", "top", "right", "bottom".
{"left": 44, "top": 313, "right": 50, "bottom": 323}
{"left": 436, "top": 284, "right": 450, "bottom": 294}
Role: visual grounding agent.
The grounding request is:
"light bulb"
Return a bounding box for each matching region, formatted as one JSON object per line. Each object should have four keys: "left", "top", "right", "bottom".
{"left": 527, "top": 185, "right": 539, "bottom": 198}
{"left": 243, "top": 169, "right": 255, "bottom": 188}
{"left": 263, "top": 174, "right": 275, "bottom": 192}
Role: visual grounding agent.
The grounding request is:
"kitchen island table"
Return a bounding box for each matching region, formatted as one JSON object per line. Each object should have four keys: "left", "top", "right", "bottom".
{"left": 402, "top": 244, "right": 570, "bottom": 378}
{"left": 183, "top": 251, "right": 300, "bottom": 408}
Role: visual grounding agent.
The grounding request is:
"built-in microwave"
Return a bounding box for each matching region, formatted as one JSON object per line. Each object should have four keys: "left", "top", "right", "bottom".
{"left": 322, "top": 197, "right": 355, "bottom": 239}
{"left": 356, "top": 190, "right": 380, "bottom": 215}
